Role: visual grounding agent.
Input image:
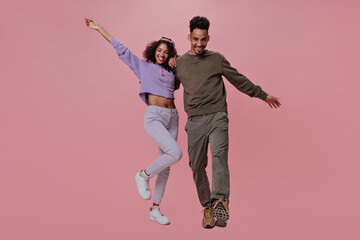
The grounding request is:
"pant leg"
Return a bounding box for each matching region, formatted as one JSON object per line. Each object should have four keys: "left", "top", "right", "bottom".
{"left": 208, "top": 112, "right": 230, "bottom": 202}
{"left": 144, "top": 107, "right": 182, "bottom": 178}
{"left": 153, "top": 163, "right": 171, "bottom": 204}
{"left": 185, "top": 115, "right": 212, "bottom": 207}
{"left": 153, "top": 110, "right": 180, "bottom": 204}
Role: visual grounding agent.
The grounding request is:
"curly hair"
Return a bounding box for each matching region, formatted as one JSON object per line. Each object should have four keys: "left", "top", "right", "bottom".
{"left": 143, "top": 39, "right": 177, "bottom": 72}
{"left": 190, "top": 16, "right": 210, "bottom": 32}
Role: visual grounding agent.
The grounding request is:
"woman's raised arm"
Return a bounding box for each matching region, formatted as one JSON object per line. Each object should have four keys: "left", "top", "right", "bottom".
{"left": 85, "top": 18, "right": 114, "bottom": 42}
{"left": 85, "top": 17, "right": 141, "bottom": 79}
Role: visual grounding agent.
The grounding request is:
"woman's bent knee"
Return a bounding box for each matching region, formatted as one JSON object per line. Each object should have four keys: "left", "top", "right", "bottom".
{"left": 170, "top": 147, "right": 182, "bottom": 163}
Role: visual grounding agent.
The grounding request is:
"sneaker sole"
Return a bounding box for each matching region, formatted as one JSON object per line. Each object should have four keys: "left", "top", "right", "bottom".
{"left": 149, "top": 216, "right": 170, "bottom": 225}
{"left": 202, "top": 223, "right": 214, "bottom": 229}
{"left": 213, "top": 201, "right": 229, "bottom": 225}
{"left": 214, "top": 219, "right": 227, "bottom": 228}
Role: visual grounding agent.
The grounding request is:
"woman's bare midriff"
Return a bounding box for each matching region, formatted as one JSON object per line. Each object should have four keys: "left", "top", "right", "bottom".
{"left": 147, "top": 93, "right": 176, "bottom": 109}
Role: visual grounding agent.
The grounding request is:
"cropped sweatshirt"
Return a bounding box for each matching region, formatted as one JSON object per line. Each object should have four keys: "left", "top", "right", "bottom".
{"left": 110, "top": 38, "right": 175, "bottom": 105}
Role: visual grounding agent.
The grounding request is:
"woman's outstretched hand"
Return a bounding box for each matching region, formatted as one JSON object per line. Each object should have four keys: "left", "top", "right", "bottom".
{"left": 85, "top": 18, "right": 101, "bottom": 30}
{"left": 84, "top": 17, "right": 114, "bottom": 42}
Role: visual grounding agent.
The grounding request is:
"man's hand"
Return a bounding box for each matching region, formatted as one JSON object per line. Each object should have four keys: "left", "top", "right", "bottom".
{"left": 168, "top": 57, "right": 177, "bottom": 68}
{"left": 264, "top": 95, "right": 281, "bottom": 108}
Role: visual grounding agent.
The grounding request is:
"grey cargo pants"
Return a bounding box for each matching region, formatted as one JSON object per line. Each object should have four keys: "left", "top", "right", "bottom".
{"left": 185, "top": 111, "right": 230, "bottom": 207}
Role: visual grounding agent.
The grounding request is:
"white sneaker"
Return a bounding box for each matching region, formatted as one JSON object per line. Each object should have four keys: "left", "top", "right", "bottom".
{"left": 135, "top": 170, "right": 151, "bottom": 200}
{"left": 149, "top": 206, "right": 170, "bottom": 225}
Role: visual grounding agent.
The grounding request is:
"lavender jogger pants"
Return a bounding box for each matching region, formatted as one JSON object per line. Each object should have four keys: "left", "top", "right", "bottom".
{"left": 144, "top": 105, "right": 182, "bottom": 204}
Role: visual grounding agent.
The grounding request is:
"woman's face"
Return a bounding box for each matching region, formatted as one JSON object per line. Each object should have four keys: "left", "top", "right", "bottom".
{"left": 155, "top": 43, "right": 169, "bottom": 65}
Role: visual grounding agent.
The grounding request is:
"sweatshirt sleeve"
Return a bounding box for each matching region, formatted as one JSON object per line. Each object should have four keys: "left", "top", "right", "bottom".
{"left": 222, "top": 55, "right": 268, "bottom": 100}
{"left": 110, "top": 38, "right": 141, "bottom": 79}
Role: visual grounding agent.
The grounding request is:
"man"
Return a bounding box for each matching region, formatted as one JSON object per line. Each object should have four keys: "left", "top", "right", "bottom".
{"left": 172, "top": 16, "right": 281, "bottom": 228}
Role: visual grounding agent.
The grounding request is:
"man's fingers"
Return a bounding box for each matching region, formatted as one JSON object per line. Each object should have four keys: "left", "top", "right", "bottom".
{"left": 272, "top": 101, "right": 276, "bottom": 108}
{"left": 169, "top": 58, "right": 177, "bottom": 68}
{"left": 265, "top": 97, "right": 281, "bottom": 109}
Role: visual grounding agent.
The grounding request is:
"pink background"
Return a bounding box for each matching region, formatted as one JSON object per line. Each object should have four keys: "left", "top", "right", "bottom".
{"left": 1, "top": 0, "right": 360, "bottom": 239}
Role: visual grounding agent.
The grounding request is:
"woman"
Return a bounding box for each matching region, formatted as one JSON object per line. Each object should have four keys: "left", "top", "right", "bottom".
{"left": 85, "top": 18, "right": 182, "bottom": 225}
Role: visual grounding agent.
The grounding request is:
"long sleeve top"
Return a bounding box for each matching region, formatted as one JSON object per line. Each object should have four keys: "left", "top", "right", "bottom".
{"left": 175, "top": 50, "right": 268, "bottom": 117}
{"left": 110, "top": 38, "right": 175, "bottom": 105}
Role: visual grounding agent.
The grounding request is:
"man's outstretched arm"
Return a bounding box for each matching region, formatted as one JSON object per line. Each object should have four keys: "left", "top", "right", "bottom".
{"left": 222, "top": 55, "right": 281, "bottom": 108}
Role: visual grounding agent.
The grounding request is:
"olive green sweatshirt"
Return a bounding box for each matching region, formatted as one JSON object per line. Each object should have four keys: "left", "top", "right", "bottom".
{"left": 175, "top": 50, "right": 268, "bottom": 117}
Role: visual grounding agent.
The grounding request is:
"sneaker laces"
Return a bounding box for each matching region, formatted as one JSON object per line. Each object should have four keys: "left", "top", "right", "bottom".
{"left": 203, "top": 208, "right": 212, "bottom": 218}
{"left": 152, "top": 207, "right": 164, "bottom": 216}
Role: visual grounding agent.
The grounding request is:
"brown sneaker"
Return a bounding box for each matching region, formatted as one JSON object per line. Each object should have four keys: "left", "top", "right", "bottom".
{"left": 202, "top": 207, "right": 215, "bottom": 229}
{"left": 212, "top": 199, "right": 229, "bottom": 228}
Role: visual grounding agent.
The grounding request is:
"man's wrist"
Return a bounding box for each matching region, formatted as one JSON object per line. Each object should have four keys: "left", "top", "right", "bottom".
{"left": 260, "top": 92, "right": 268, "bottom": 101}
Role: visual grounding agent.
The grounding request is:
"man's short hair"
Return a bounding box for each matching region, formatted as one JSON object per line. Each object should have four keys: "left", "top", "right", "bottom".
{"left": 189, "top": 16, "right": 210, "bottom": 32}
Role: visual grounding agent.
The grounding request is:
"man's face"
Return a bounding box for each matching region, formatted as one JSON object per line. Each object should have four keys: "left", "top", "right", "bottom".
{"left": 188, "top": 28, "right": 210, "bottom": 55}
